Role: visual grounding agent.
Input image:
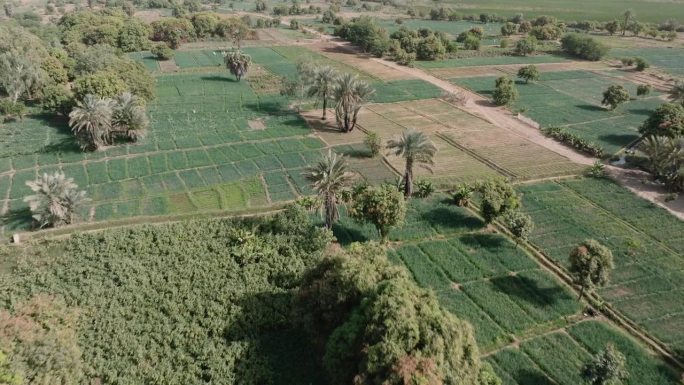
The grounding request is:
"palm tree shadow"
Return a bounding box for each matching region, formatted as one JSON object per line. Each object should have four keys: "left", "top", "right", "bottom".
{"left": 1, "top": 207, "right": 33, "bottom": 233}
{"left": 201, "top": 75, "right": 237, "bottom": 82}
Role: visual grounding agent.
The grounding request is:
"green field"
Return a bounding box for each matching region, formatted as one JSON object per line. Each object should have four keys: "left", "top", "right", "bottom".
{"left": 518, "top": 178, "right": 684, "bottom": 354}
{"left": 454, "top": 70, "right": 663, "bottom": 155}
{"left": 610, "top": 48, "right": 684, "bottom": 77}
{"left": 431, "top": 0, "right": 684, "bottom": 22}
{"left": 416, "top": 54, "right": 568, "bottom": 69}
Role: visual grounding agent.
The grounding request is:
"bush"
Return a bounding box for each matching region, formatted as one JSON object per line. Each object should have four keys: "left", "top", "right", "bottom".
{"left": 492, "top": 76, "right": 518, "bottom": 106}
{"left": 41, "top": 84, "right": 75, "bottom": 115}
{"left": 0, "top": 100, "right": 27, "bottom": 120}
{"left": 634, "top": 57, "right": 649, "bottom": 71}
{"left": 541, "top": 127, "right": 604, "bottom": 157}
{"left": 73, "top": 70, "right": 127, "bottom": 99}
{"left": 500, "top": 22, "right": 517, "bottom": 36}
{"left": 515, "top": 36, "right": 537, "bottom": 56}
{"left": 517, "top": 64, "right": 539, "bottom": 83}
{"left": 620, "top": 57, "right": 635, "bottom": 67}
{"left": 529, "top": 24, "right": 562, "bottom": 40}
{"left": 452, "top": 183, "right": 473, "bottom": 207}
{"left": 414, "top": 179, "right": 435, "bottom": 198}
{"left": 636, "top": 84, "right": 651, "bottom": 97}
{"left": 560, "top": 33, "right": 609, "bottom": 61}
{"left": 364, "top": 131, "right": 382, "bottom": 157}
{"left": 151, "top": 42, "right": 175, "bottom": 60}
{"left": 587, "top": 160, "right": 606, "bottom": 178}
{"left": 463, "top": 34, "right": 481, "bottom": 50}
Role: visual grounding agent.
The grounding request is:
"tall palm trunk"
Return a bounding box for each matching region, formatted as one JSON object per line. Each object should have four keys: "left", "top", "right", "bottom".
{"left": 578, "top": 284, "right": 585, "bottom": 300}
{"left": 324, "top": 192, "right": 338, "bottom": 229}
{"left": 403, "top": 158, "right": 414, "bottom": 197}
{"left": 322, "top": 93, "right": 327, "bottom": 120}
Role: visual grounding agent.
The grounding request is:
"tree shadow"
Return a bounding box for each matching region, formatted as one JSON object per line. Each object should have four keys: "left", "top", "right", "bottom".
{"left": 201, "top": 75, "right": 237, "bottom": 82}
{"left": 420, "top": 206, "right": 483, "bottom": 232}
{"left": 1, "top": 207, "right": 33, "bottom": 233}
{"left": 336, "top": 146, "right": 371, "bottom": 159}
{"left": 459, "top": 233, "right": 508, "bottom": 249}
{"left": 40, "top": 136, "right": 81, "bottom": 154}
{"left": 597, "top": 133, "right": 638, "bottom": 147}
{"left": 490, "top": 275, "right": 568, "bottom": 307}
{"left": 223, "top": 291, "right": 326, "bottom": 385}
{"left": 576, "top": 104, "right": 605, "bottom": 112}
{"left": 511, "top": 369, "right": 555, "bottom": 385}
{"left": 626, "top": 107, "right": 654, "bottom": 116}
{"left": 242, "top": 101, "right": 290, "bottom": 115}
{"left": 331, "top": 222, "right": 370, "bottom": 245}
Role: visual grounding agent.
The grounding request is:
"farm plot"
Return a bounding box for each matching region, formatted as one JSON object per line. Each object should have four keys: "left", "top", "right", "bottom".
{"left": 487, "top": 320, "right": 680, "bottom": 385}
{"left": 518, "top": 179, "right": 684, "bottom": 354}
{"left": 453, "top": 71, "right": 664, "bottom": 155}
{"left": 362, "top": 99, "right": 584, "bottom": 180}
{"left": 309, "top": 42, "right": 413, "bottom": 81}
{"left": 611, "top": 48, "right": 684, "bottom": 77}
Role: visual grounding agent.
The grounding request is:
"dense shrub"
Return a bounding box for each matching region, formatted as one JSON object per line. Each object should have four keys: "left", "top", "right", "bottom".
{"left": 541, "top": 127, "right": 604, "bottom": 157}
{"left": 529, "top": 24, "right": 562, "bottom": 40}
{"left": 151, "top": 42, "right": 175, "bottom": 60}
{"left": 150, "top": 17, "right": 194, "bottom": 49}
{"left": 639, "top": 103, "right": 684, "bottom": 138}
{"left": 73, "top": 70, "right": 127, "bottom": 99}
{"left": 492, "top": 76, "right": 518, "bottom": 106}
{"left": 560, "top": 33, "right": 609, "bottom": 61}
{"left": 515, "top": 36, "right": 537, "bottom": 56}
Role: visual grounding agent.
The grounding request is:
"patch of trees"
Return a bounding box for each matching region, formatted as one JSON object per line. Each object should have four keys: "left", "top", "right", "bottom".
{"left": 272, "top": 2, "right": 321, "bottom": 16}
{"left": 59, "top": 9, "right": 151, "bottom": 52}
{"left": 560, "top": 33, "right": 610, "bottom": 61}
{"left": 601, "top": 85, "right": 630, "bottom": 110}
{"left": 638, "top": 103, "right": 684, "bottom": 191}
{"left": 541, "top": 127, "right": 604, "bottom": 157}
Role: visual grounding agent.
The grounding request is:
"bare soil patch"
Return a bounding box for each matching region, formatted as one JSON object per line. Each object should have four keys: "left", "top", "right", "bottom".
{"left": 309, "top": 42, "right": 413, "bottom": 81}
{"left": 158, "top": 59, "right": 179, "bottom": 73}
{"left": 247, "top": 119, "right": 266, "bottom": 130}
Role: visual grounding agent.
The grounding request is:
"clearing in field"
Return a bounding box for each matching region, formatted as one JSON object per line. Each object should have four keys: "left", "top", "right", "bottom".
{"left": 454, "top": 69, "right": 664, "bottom": 155}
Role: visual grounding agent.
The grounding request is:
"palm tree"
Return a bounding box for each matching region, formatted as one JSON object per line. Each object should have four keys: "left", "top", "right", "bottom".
{"left": 224, "top": 50, "right": 251, "bottom": 81}
{"left": 113, "top": 92, "right": 149, "bottom": 141}
{"left": 670, "top": 80, "right": 684, "bottom": 106}
{"left": 24, "top": 172, "right": 89, "bottom": 228}
{"left": 303, "top": 150, "right": 353, "bottom": 229}
{"left": 386, "top": 129, "right": 437, "bottom": 197}
{"left": 308, "top": 65, "right": 338, "bottom": 120}
{"left": 622, "top": 9, "right": 634, "bottom": 36}
{"left": 333, "top": 73, "right": 374, "bottom": 133}
{"left": 69, "top": 94, "right": 114, "bottom": 150}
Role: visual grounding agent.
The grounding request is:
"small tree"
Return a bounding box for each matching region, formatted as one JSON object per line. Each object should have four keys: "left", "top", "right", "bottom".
{"left": 386, "top": 129, "right": 438, "bottom": 197}
{"left": 605, "top": 20, "right": 619, "bottom": 35}
{"left": 621, "top": 9, "right": 634, "bottom": 36}
{"left": 364, "top": 131, "right": 382, "bottom": 157}
{"left": 476, "top": 179, "right": 520, "bottom": 223}
{"left": 601, "top": 85, "right": 630, "bottom": 110}
{"left": 582, "top": 344, "right": 628, "bottom": 385}
{"left": 634, "top": 57, "right": 649, "bottom": 71}
{"left": 224, "top": 50, "right": 252, "bottom": 81}
{"left": 502, "top": 210, "right": 534, "bottom": 247}
{"left": 492, "top": 76, "right": 518, "bottom": 106}
{"left": 349, "top": 184, "right": 406, "bottom": 243}
{"left": 500, "top": 22, "right": 518, "bottom": 36}
{"left": 515, "top": 36, "right": 537, "bottom": 56}
{"left": 69, "top": 94, "right": 114, "bottom": 150}
{"left": 303, "top": 150, "right": 353, "bottom": 229}
{"left": 636, "top": 84, "right": 651, "bottom": 97}
{"left": 24, "top": 172, "right": 89, "bottom": 228}
{"left": 639, "top": 103, "right": 684, "bottom": 138}
{"left": 333, "top": 73, "right": 375, "bottom": 133}
{"left": 112, "top": 92, "right": 149, "bottom": 141}
{"left": 151, "top": 43, "right": 175, "bottom": 60}
{"left": 452, "top": 183, "right": 473, "bottom": 207}
{"left": 517, "top": 65, "right": 540, "bottom": 83}
{"left": 568, "top": 239, "right": 614, "bottom": 300}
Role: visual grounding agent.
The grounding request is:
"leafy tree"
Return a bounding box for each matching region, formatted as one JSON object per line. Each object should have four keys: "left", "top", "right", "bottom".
{"left": 602, "top": 85, "right": 630, "bottom": 110}
{"left": 627, "top": 21, "right": 644, "bottom": 36}
{"left": 582, "top": 344, "right": 628, "bottom": 385}
{"left": 476, "top": 178, "right": 520, "bottom": 223}
{"left": 519, "top": 20, "right": 532, "bottom": 33}
{"left": 670, "top": 80, "right": 684, "bottom": 105}
{"left": 568, "top": 239, "right": 614, "bottom": 300}
{"left": 151, "top": 43, "right": 175, "bottom": 60}
{"left": 605, "top": 20, "right": 620, "bottom": 35}
{"left": 0, "top": 50, "right": 43, "bottom": 103}
{"left": 73, "top": 70, "right": 126, "bottom": 100}
{"left": 224, "top": 50, "right": 251, "bottom": 81}
{"left": 622, "top": 9, "right": 634, "bottom": 36}
{"left": 636, "top": 84, "right": 651, "bottom": 97}
{"left": 69, "top": 94, "right": 114, "bottom": 150}
{"left": 502, "top": 210, "right": 534, "bottom": 246}
{"left": 349, "top": 184, "right": 406, "bottom": 242}
{"left": 112, "top": 92, "right": 149, "bottom": 141}
{"left": 386, "top": 129, "right": 437, "bottom": 197}
{"left": 333, "top": 73, "right": 374, "bottom": 133}
{"left": 113, "top": 60, "right": 156, "bottom": 102}
{"left": 517, "top": 64, "right": 540, "bottom": 83}
{"left": 501, "top": 22, "right": 518, "bottom": 36}
{"left": 40, "top": 54, "right": 69, "bottom": 85}
{"left": 215, "top": 17, "right": 252, "bottom": 48}
{"left": 639, "top": 103, "right": 684, "bottom": 138}
{"left": 365, "top": 131, "right": 381, "bottom": 157}
{"left": 24, "top": 172, "right": 89, "bottom": 228}
{"left": 307, "top": 65, "right": 338, "bottom": 120}
{"left": 492, "top": 76, "right": 518, "bottom": 106}
{"left": 639, "top": 136, "right": 683, "bottom": 191}
{"left": 634, "top": 57, "right": 649, "bottom": 71}
{"left": 529, "top": 24, "right": 562, "bottom": 40}
{"left": 515, "top": 36, "right": 537, "bottom": 56}
{"left": 303, "top": 150, "right": 353, "bottom": 229}
{"left": 150, "top": 17, "right": 194, "bottom": 49}
{"left": 117, "top": 20, "right": 151, "bottom": 52}
{"left": 560, "top": 34, "right": 609, "bottom": 61}
{"left": 41, "top": 84, "right": 75, "bottom": 116}
{"left": 462, "top": 34, "right": 481, "bottom": 50}
{"left": 191, "top": 12, "right": 219, "bottom": 39}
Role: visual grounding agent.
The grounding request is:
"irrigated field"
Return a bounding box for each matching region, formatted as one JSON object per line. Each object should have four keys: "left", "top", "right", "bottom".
{"left": 454, "top": 70, "right": 664, "bottom": 155}
{"left": 518, "top": 178, "right": 684, "bottom": 354}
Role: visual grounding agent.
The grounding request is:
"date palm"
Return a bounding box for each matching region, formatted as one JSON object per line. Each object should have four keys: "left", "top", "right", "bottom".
{"left": 24, "top": 172, "right": 89, "bottom": 228}
{"left": 333, "top": 73, "right": 374, "bottom": 133}
{"left": 112, "top": 92, "right": 149, "bottom": 141}
{"left": 69, "top": 94, "right": 114, "bottom": 150}
{"left": 304, "top": 150, "right": 353, "bottom": 229}
{"left": 308, "top": 65, "right": 338, "bottom": 120}
{"left": 386, "top": 129, "right": 437, "bottom": 197}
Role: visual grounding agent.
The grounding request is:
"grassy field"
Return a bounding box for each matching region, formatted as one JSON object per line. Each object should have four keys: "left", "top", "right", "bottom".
{"left": 518, "top": 178, "right": 684, "bottom": 355}
{"left": 610, "top": 48, "right": 684, "bottom": 77}
{"left": 453, "top": 70, "right": 663, "bottom": 155}
{"left": 430, "top": 0, "right": 684, "bottom": 22}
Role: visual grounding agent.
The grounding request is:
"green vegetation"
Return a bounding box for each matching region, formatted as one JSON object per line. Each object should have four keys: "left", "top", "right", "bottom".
{"left": 385, "top": 129, "right": 437, "bottom": 197}
{"left": 492, "top": 76, "right": 518, "bottom": 106}
{"left": 568, "top": 239, "right": 615, "bottom": 300}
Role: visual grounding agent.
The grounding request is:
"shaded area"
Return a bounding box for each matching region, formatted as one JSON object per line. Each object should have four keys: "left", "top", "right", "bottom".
{"left": 490, "top": 275, "right": 568, "bottom": 307}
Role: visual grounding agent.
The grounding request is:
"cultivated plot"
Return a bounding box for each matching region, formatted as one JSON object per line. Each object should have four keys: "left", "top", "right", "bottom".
{"left": 518, "top": 178, "right": 684, "bottom": 354}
